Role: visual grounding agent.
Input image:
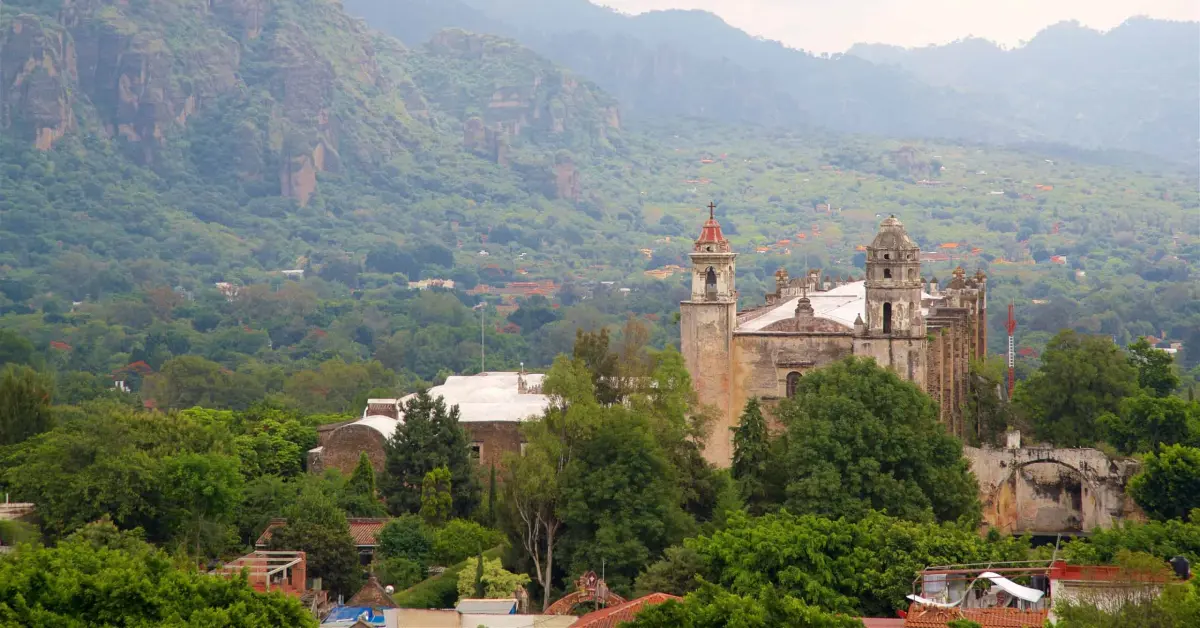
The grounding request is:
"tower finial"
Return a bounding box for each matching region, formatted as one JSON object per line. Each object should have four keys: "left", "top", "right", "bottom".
{"left": 708, "top": 201, "right": 716, "bottom": 220}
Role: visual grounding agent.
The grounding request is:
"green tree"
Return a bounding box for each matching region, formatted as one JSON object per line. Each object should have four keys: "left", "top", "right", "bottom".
{"left": 1129, "top": 337, "right": 1180, "bottom": 398}
{"left": 381, "top": 391, "right": 480, "bottom": 518}
{"left": 420, "top": 466, "right": 453, "bottom": 527}
{"left": 1097, "top": 394, "right": 1198, "bottom": 455}
{"left": 0, "top": 364, "right": 53, "bottom": 447}
{"left": 625, "top": 583, "right": 865, "bottom": 628}
{"left": 0, "top": 520, "right": 317, "bottom": 627}
{"left": 377, "top": 514, "right": 434, "bottom": 565}
{"left": 456, "top": 556, "right": 530, "bottom": 600}
{"left": 344, "top": 452, "right": 386, "bottom": 517}
{"left": 777, "top": 357, "right": 979, "bottom": 523}
{"left": 144, "top": 355, "right": 260, "bottom": 410}
{"left": 1129, "top": 445, "right": 1200, "bottom": 522}
{"left": 731, "top": 397, "right": 772, "bottom": 514}
{"left": 268, "top": 487, "right": 363, "bottom": 597}
{"left": 557, "top": 407, "right": 689, "bottom": 593}
{"left": 1014, "top": 330, "right": 1138, "bottom": 447}
{"left": 0, "top": 330, "right": 33, "bottom": 366}
{"left": 433, "top": 518, "right": 504, "bottom": 565}
{"left": 503, "top": 355, "right": 596, "bottom": 610}
{"left": 162, "top": 452, "right": 243, "bottom": 558}
{"left": 572, "top": 327, "right": 620, "bottom": 404}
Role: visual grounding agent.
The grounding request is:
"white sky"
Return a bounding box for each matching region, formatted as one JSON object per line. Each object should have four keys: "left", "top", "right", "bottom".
{"left": 597, "top": 0, "right": 1200, "bottom": 53}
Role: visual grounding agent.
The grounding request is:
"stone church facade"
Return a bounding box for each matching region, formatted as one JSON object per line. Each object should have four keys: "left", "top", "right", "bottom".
{"left": 680, "top": 212, "right": 988, "bottom": 467}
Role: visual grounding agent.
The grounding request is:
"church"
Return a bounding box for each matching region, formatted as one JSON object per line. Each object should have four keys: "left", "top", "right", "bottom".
{"left": 680, "top": 209, "right": 989, "bottom": 467}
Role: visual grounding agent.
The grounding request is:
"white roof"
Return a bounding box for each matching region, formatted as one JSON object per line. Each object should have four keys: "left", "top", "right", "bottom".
{"left": 399, "top": 372, "right": 549, "bottom": 423}
{"left": 737, "top": 281, "right": 934, "bottom": 332}
{"left": 352, "top": 415, "right": 401, "bottom": 439}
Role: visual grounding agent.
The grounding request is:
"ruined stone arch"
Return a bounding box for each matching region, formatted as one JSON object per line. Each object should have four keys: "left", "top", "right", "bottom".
{"left": 704, "top": 267, "right": 717, "bottom": 300}
{"left": 986, "top": 458, "right": 1099, "bottom": 535}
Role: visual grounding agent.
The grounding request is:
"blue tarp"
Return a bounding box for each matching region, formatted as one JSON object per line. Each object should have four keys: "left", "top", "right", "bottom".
{"left": 321, "top": 606, "right": 387, "bottom": 626}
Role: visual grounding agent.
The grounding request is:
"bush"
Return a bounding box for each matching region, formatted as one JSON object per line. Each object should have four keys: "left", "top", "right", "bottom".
{"left": 433, "top": 519, "right": 504, "bottom": 566}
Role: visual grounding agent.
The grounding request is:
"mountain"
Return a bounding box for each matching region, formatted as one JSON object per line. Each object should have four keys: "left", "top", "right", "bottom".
{"left": 345, "top": 0, "right": 1198, "bottom": 165}
{"left": 848, "top": 19, "right": 1200, "bottom": 166}
{"left": 345, "top": 0, "right": 1018, "bottom": 142}
{"left": 0, "top": 0, "right": 632, "bottom": 296}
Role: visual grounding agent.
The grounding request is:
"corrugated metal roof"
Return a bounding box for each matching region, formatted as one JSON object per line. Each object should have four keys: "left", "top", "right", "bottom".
{"left": 455, "top": 598, "right": 518, "bottom": 614}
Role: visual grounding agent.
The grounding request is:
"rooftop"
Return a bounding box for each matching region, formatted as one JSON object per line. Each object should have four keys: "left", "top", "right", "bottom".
{"left": 570, "top": 593, "right": 682, "bottom": 628}
{"left": 405, "top": 372, "right": 550, "bottom": 423}
{"left": 455, "top": 598, "right": 518, "bottom": 614}
{"left": 257, "top": 518, "right": 388, "bottom": 548}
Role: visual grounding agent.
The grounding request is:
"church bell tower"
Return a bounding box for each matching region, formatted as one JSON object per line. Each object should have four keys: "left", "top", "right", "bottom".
{"left": 856, "top": 215, "right": 927, "bottom": 384}
{"left": 680, "top": 202, "right": 737, "bottom": 465}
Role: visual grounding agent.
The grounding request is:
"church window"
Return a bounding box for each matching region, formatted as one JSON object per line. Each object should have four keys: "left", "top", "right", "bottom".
{"left": 883, "top": 268, "right": 892, "bottom": 279}
{"left": 786, "top": 371, "right": 802, "bottom": 398}
{"left": 470, "top": 442, "right": 483, "bottom": 461}
{"left": 883, "top": 302, "right": 893, "bottom": 333}
{"left": 705, "top": 267, "right": 717, "bottom": 301}
{"left": 883, "top": 253, "right": 890, "bottom": 260}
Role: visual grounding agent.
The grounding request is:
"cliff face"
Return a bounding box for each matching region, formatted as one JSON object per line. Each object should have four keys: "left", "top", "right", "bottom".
{"left": 0, "top": 0, "right": 418, "bottom": 205}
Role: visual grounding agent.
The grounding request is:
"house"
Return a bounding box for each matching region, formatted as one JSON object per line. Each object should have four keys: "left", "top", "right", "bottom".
{"left": 901, "top": 558, "right": 1182, "bottom": 626}
{"left": 210, "top": 550, "right": 310, "bottom": 600}
{"left": 258, "top": 518, "right": 389, "bottom": 564}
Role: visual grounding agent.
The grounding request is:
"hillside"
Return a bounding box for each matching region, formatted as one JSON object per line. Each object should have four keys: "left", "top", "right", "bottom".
{"left": 346, "top": 0, "right": 1199, "bottom": 165}
{"left": 848, "top": 18, "right": 1200, "bottom": 166}
{"left": 0, "top": 0, "right": 1196, "bottom": 391}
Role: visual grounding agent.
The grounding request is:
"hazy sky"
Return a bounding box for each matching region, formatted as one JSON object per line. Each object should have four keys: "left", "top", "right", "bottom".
{"left": 597, "top": 0, "right": 1200, "bottom": 53}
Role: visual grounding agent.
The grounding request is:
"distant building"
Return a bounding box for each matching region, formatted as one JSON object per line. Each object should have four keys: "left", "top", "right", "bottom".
{"left": 210, "top": 550, "right": 310, "bottom": 600}
{"left": 281, "top": 269, "right": 305, "bottom": 279}
{"left": 408, "top": 278, "right": 456, "bottom": 290}
{"left": 309, "top": 371, "right": 550, "bottom": 476}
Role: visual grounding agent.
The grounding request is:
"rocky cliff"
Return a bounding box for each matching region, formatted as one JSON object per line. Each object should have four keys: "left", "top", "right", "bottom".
{"left": 0, "top": 0, "right": 423, "bottom": 205}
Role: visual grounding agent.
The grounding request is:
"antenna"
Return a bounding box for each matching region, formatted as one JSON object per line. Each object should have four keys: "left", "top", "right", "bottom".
{"left": 1006, "top": 302, "right": 1017, "bottom": 398}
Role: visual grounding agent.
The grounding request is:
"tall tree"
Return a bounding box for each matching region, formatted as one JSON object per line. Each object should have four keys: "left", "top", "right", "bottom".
{"left": 268, "top": 486, "right": 363, "bottom": 597}
{"left": 1128, "top": 337, "right": 1181, "bottom": 398}
{"left": 777, "top": 357, "right": 979, "bottom": 524}
{"left": 558, "top": 407, "right": 689, "bottom": 593}
{"left": 573, "top": 328, "right": 620, "bottom": 405}
{"left": 420, "top": 466, "right": 453, "bottom": 527}
{"left": 504, "top": 355, "right": 595, "bottom": 610}
{"left": 487, "top": 464, "right": 497, "bottom": 527}
{"left": 1129, "top": 445, "right": 1200, "bottom": 522}
{"left": 0, "top": 364, "right": 53, "bottom": 447}
{"left": 161, "top": 452, "right": 243, "bottom": 559}
{"left": 381, "top": 391, "right": 480, "bottom": 518}
{"left": 1097, "top": 394, "right": 1198, "bottom": 455}
{"left": 731, "top": 398, "right": 772, "bottom": 514}
{"left": 1015, "top": 330, "right": 1138, "bottom": 447}
{"left": 0, "top": 330, "right": 33, "bottom": 366}
{"left": 344, "top": 452, "right": 386, "bottom": 517}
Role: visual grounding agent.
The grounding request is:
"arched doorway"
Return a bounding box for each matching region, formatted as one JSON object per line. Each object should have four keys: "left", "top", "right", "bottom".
{"left": 705, "top": 267, "right": 717, "bottom": 301}
{"left": 986, "top": 460, "right": 1093, "bottom": 535}
{"left": 882, "top": 302, "right": 893, "bottom": 333}
{"left": 786, "top": 372, "right": 802, "bottom": 398}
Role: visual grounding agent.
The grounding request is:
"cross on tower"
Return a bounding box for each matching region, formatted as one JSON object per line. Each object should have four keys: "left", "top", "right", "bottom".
{"left": 707, "top": 201, "right": 716, "bottom": 220}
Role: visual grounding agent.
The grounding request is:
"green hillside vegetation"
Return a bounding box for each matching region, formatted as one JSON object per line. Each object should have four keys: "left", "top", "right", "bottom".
{"left": 0, "top": 0, "right": 1196, "bottom": 407}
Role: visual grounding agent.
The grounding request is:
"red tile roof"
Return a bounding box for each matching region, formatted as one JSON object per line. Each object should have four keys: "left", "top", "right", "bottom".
{"left": 903, "top": 604, "right": 1048, "bottom": 627}
{"left": 860, "top": 619, "right": 906, "bottom": 628}
{"left": 570, "top": 593, "right": 682, "bottom": 628}
{"left": 256, "top": 517, "right": 389, "bottom": 548}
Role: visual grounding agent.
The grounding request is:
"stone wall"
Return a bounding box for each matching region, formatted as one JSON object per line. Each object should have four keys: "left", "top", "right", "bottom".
{"left": 463, "top": 421, "right": 524, "bottom": 470}
{"left": 966, "top": 444, "right": 1144, "bottom": 535}
{"left": 681, "top": 301, "right": 736, "bottom": 465}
